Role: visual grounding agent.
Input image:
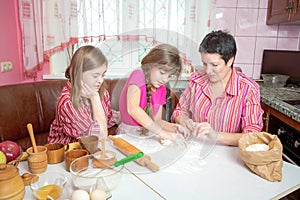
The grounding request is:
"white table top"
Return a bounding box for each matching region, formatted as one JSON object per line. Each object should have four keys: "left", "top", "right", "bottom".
{"left": 19, "top": 135, "right": 300, "bottom": 200}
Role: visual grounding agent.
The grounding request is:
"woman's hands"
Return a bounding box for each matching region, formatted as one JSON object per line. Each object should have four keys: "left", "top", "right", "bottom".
{"left": 180, "top": 119, "right": 196, "bottom": 132}
{"left": 157, "top": 120, "right": 190, "bottom": 140}
{"left": 193, "top": 122, "right": 220, "bottom": 141}
{"left": 180, "top": 119, "right": 220, "bottom": 142}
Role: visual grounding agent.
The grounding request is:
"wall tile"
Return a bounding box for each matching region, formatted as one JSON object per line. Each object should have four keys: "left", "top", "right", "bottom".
{"left": 212, "top": 0, "right": 300, "bottom": 81}
{"left": 237, "top": 0, "right": 259, "bottom": 8}
{"left": 253, "top": 64, "right": 262, "bottom": 79}
{"left": 256, "top": 9, "right": 278, "bottom": 37}
{"left": 235, "top": 8, "right": 258, "bottom": 36}
{"left": 254, "top": 37, "right": 277, "bottom": 64}
{"left": 259, "top": 0, "right": 269, "bottom": 8}
{"left": 278, "top": 25, "right": 300, "bottom": 37}
{"left": 215, "top": 0, "right": 237, "bottom": 8}
{"left": 277, "top": 38, "right": 299, "bottom": 50}
{"left": 235, "top": 36, "right": 256, "bottom": 63}
{"left": 234, "top": 63, "right": 254, "bottom": 78}
{"left": 213, "top": 8, "right": 237, "bottom": 34}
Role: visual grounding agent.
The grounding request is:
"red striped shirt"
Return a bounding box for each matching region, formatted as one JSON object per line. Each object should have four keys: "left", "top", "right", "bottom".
{"left": 171, "top": 68, "right": 263, "bottom": 133}
{"left": 48, "top": 81, "right": 114, "bottom": 144}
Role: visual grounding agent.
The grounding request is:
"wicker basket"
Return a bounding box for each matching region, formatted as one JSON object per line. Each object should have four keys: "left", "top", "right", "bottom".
{"left": 7, "top": 146, "right": 23, "bottom": 167}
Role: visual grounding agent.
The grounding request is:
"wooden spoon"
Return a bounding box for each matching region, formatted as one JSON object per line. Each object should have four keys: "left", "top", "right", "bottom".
{"left": 27, "top": 123, "right": 38, "bottom": 153}
{"left": 100, "top": 138, "right": 106, "bottom": 159}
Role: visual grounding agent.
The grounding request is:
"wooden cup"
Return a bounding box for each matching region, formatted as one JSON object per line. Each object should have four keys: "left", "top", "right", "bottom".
{"left": 26, "top": 146, "right": 48, "bottom": 174}
{"left": 65, "top": 149, "right": 88, "bottom": 172}
{"left": 65, "top": 142, "right": 81, "bottom": 152}
{"left": 79, "top": 135, "right": 99, "bottom": 154}
{"left": 45, "top": 143, "right": 65, "bottom": 164}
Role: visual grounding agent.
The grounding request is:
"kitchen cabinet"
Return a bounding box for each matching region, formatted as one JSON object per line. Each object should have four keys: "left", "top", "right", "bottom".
{"left": 267, "top": 0, "right": 300, "bottom": 25}
{"left": 261, "top": 102, "right": 300, "bottom": 132}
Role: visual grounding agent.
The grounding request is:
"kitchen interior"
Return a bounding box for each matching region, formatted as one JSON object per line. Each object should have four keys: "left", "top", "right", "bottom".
{"left": 1, "top": 0, "right": 300, "bottom": 199}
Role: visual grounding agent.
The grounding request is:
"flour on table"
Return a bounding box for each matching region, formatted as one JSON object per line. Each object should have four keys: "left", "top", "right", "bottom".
{"left": 160, "top": 139, "right": 173, "bottom": 146}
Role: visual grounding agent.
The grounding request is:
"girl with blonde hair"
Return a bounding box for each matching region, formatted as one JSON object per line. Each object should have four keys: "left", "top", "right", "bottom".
{"left": 48, "top": 45, "right": 117, "bottom": 144}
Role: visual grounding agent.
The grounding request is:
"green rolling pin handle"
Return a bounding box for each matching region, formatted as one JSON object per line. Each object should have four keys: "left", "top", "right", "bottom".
{"left": 114, "top": 152, "right": 144, "bottom": 167}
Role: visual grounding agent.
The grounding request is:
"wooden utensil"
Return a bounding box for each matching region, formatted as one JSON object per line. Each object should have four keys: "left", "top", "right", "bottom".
{"left": 27, "top": 123, "right": 38, "bottom": 153}
{"left": 108, "top": 135, "right": 160, "bottom": 171}
{"left": 100, "top": 138, "right": 106, "bottom": 159}
{"left": 21, "top": 173, "right": 39, "bottom": 186}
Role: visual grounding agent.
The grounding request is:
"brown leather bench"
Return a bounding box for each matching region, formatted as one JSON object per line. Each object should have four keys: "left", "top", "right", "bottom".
{"left": 0, "top": 79, "right": 177, "bottom": 151}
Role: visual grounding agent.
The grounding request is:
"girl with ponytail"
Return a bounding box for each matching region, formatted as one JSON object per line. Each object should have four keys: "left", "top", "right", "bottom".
{"left": 118, "top": 44, "right": 187, "bottom": 140}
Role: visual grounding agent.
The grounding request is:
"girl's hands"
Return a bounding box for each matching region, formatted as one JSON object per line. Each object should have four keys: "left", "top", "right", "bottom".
{"left": 177, "top": 125, "right": 191, "bottom": 139}
{"left": 81, "top": 81, "right": 98, "bottom": 99}
{"left": 158, "top": 129, "right": 178, "bottom": 141}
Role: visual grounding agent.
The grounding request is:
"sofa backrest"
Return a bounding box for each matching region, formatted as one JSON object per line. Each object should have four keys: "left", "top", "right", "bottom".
{"left": 0, "top": 78, "right": 177, "bottom": 151}
{"left": 0, "top": 80, "right": 67, "bottom": 150}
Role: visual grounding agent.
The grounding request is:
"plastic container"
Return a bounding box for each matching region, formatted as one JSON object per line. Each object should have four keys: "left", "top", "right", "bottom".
{"left": 261, "top": 74, "right": 289, "bottom": 87}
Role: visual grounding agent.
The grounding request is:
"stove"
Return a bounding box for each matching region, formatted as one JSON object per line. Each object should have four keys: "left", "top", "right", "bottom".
{"left": 283, "top": 99, "right": 300, "bottom": 110}
{"left": 268, "top": 115, "right": 300, "bottom": 166}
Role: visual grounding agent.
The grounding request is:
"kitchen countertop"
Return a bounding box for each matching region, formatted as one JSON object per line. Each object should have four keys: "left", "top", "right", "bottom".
{"left": 19, "top": 135, "right": 300, "bottom": 200}
{"left": 260, "top": 84, "right": 300, "bottom": 123}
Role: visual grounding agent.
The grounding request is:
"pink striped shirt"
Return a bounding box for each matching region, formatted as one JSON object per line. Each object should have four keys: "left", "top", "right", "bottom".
{"left": 171, "top": 68, "right": 263, "bottom": 133}
{"left": 48, "top": 81, "right": 114, "bottom": 144}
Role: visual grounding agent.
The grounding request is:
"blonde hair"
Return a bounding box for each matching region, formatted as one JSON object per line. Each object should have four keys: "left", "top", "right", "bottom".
{"left": 65, "top": 45, "right": 108, "bottom": 108}
{"left": 141, "top": 43, "right": 182, "bottom": 119}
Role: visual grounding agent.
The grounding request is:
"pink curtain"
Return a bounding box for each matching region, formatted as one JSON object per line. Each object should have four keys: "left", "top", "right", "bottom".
{"left": 18, "top": 0, "right": 212, "bottom": 78}
{"left": 18, "top": 0, "right": 78, "bottom": 79}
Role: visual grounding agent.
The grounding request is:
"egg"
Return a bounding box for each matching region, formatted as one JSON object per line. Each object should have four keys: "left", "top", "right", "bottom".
{"left": 90, "top": 188, "right": 107, "bottom": 200}
{"left": 70, "top": 189, "right": 90, "bottom": 200}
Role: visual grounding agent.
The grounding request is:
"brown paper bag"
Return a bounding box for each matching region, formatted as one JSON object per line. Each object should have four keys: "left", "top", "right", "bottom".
{"left": 238, "top": 132, "right": 283, "bottom": 182}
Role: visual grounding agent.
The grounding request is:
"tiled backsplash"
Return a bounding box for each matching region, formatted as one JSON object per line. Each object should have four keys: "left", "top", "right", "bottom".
{"left": 212, "top": 0, "right": 300, "bottom": 79}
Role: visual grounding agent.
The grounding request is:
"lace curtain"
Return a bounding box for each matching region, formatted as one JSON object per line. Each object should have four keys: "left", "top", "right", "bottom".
{"left": 18, "top": 0, "right": 212, "bottom": 79}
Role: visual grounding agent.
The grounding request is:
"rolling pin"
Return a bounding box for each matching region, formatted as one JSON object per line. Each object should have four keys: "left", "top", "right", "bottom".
{"left": 108, "top": 135, "right": 160, "bottom": 172}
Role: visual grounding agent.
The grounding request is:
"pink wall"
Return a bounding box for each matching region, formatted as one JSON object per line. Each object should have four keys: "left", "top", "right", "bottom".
{"left": 0, "top": 0, "right": 48, "bottom": 86}
{"left": 0, "top": 0, "right": 300, "bottom": 86}
{"left": 0, "top": 0, "right": 22, "bottom": 86}
{"left": 213, "top": 0, "right": 300, "bottom": 79}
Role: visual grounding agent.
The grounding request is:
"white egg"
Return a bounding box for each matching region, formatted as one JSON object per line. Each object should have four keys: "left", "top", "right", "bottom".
{"left": 90, "top": 188, "right": 107, "bottom": 200}
{"left": 70, "top": 189, "right": 90, "bottom": 200}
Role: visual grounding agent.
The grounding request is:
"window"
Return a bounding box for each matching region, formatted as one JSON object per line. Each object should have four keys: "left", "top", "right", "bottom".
{"left": 20, "top": 0, "right": 212, "bottom": 79}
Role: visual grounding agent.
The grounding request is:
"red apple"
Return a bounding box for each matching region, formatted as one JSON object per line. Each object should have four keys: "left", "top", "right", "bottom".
{"left": 0, "top": 141, "right": 20, "bottom": 162}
